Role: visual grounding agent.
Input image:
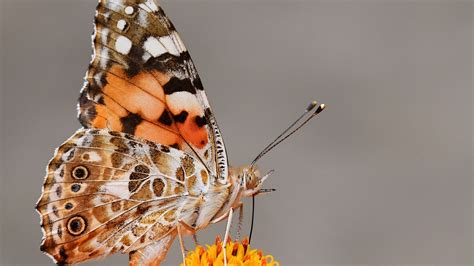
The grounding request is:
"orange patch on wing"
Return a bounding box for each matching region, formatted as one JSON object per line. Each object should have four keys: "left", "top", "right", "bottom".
{"left": 92, "top": 105, "right": 123, "bottom": 131}
{"left": 151, "top": 70, "right": 171, "bottom": 89}
{"left": 135, "top": 121, "right": 181, "bottom": 146}
{"left": 103, "top": 95, "right": 128, "bottom": 118}
{"left": 90, "top": 66, "right": 209, "bottom": 150}
{"left": 110, "top": 66, "right": 168, "bottom": 102}
{"left": 103, "top": 68, "right": 166, "bottom": 121}
{"left": 177, "top": 116, "right": 208, "bottom": 149}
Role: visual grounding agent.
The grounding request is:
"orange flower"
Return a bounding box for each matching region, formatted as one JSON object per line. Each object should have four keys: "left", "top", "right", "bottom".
{"left": 181, "top": 236, "right": 279, "bottom": 266}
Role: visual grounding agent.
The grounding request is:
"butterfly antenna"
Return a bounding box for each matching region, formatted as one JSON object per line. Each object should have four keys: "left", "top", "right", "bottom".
{"left": 252, "top": 101, "right": 317, "bottom": 165}
{"left": 250, "top": 101, "right": 325, "bottom": 167}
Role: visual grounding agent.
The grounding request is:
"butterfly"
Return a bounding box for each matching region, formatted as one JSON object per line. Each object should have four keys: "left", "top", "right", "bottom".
{"left": 36, "top": 0, "right": 325, "bottom": 265}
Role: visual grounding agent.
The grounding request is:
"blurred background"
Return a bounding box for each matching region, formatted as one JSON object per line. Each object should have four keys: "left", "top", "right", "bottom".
{"left": 0, "top": 0, "right": 472, "bottom": 265}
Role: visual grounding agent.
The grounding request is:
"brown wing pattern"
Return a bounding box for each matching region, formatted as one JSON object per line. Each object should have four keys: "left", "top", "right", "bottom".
{"left": 36, "top": 128, "right": 206, "bottom": 264}
{"left": 78, "top": 0, "right": 228, "bottom": 180}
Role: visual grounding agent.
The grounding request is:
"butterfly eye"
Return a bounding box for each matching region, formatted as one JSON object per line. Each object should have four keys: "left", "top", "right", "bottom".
{"left": 67, "top": 216, "right": 87, "bottom": 236}
{"left": 72, "top": 166, "right": 89, "bottom": 180}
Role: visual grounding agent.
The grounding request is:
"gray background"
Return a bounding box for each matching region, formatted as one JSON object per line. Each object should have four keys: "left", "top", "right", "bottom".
{"left": 0, "top": 0, "right": 472, "bottom": 265}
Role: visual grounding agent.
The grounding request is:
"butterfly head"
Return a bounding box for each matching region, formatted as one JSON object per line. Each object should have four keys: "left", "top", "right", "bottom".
{"left": 234, "top": 166, "right": 274, "bottom": 197}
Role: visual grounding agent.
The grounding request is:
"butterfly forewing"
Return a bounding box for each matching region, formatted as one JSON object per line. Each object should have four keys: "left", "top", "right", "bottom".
{"left": 36, "top": 129, "right": 210, "bottom": 264}
{"left": 78, "top": 0, "right": 228, "bottom": 180}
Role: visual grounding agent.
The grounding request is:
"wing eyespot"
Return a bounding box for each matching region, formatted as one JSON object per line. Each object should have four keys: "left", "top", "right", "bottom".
{"left": 64, "top": 202, "right": 74, "bottom": 210}
{"left": 67, "top": 216, "right": 87, "bottom": 236}
{"left": 72, "top": 166, "right": 89, "bottom": 180}
{"left": 71, "top": 184, "right": 81, "bottom": 192}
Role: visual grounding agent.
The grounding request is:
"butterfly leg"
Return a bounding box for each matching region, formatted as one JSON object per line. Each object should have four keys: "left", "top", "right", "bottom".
{"left": 176, "top": 223, "right": 187, "bottom": 266}
{"left": 178, "top": 220, "right": 197, "bottom": 233}
{"left": 193, "top": 233, "right": 199, "bottom": 246}
{"left": 222, "top": 208, "right": 234, "bottom": 266}
{"left": 210, "top": 202, "right": 241, "bottom": 224}
{"left": 178, "top": 220, "right": 200, "bottom": 247}
{"left": 176, "top": 220, "right": 199, "bottom": 266}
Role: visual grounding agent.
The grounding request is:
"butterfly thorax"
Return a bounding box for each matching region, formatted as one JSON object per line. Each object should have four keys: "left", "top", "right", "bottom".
{"left": 182, "top": 165, "right": 263, "bottom": 231}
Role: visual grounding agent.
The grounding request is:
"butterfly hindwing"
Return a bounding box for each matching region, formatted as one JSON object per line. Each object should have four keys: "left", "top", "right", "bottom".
{"left": 36, "top": 128, "right": 209, "bottom": 264}
{"left": 78, "top": 0, "right": 228, "bottom": 180}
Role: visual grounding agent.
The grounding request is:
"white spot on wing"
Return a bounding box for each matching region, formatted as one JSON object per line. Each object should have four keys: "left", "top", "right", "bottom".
{"left": 144, "top": 36, "right": 167, "bottom": 57}
{"left": 61, "top": 150, "right": 74, "bottom": 161}
{"left": 98, "top": 27, "right": 110, "bottom": 69}
{"left": 82, "top": 151, "right": 101, "bottom": 162}
{"left": 103, "top": 11, "right": 111, "bottom": 20}
{"left": 93, "top": 94, "right": 102, "bottom": 102}
{"left": 101, "top": 28, "right": 109, "bottom": 44}
{"left": 139, "top": 0, "right": 159, "bottom": 13}
{"left": 103, "top": 182, "right": 131, "bottom": 198}
{"left": 166, "top": 91, "right": 204, "bottom": 116}
{"left": 100, "top": 48, "right": 108, "bottom": 69}
{"left": 117, "top": 19, "right": 127, "bottom": 31}
{"left": 51, "top": 223, "right": 62, "bottom": 242}
{"left": 48, "top": 184, "right": 60, "bottom": 201}
{"left": 139, "top": 3, "right": 152, "bottom": 12}
{"left": 115, "top": 35, "right": 132, "bottom": 55}
{"left": 94, "top": 72, "right": 104, "bottom": 87}
{"left": 146, "top": 0, "right": 159, "bottom": 12}
{"left": 142, "top": 53, "right": 151, "bottom": 62}
{"left": 137, "top": 10, "right": 148, "bottom": 27}
{"left": 159, "top": 35, "right": 180, "bottom": 56}
{"left": 53, "top": 165, "right": 66, "bottom": 182}
{"left": 124, "top": 6, "right": 134, "bottom": 15}
{"left": 171, "top": 31, "right": 187, "bottom": 53}
{"left": 199, "top": 91, "right": 211, "bottom": 108}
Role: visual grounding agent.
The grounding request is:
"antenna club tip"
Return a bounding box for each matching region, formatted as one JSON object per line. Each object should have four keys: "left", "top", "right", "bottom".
{"left": 306, "top": 100, "right": 318, "bottom": 111}
{"left": 314, "top": 103, "right": 326, "bottom": 114}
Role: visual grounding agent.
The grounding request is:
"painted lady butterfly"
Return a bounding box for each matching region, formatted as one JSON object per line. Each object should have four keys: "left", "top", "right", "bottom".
{"left": 36, "top": 1, "right": 325, "bottom": 265}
